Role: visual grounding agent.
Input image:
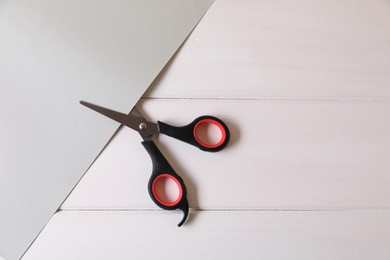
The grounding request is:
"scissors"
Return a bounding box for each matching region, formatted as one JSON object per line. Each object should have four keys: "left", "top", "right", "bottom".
{"left": 80, "top": 101, "right": 230, "bottom": 226}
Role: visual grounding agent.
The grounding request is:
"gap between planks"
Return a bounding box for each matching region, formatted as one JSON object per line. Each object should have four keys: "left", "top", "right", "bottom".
{"left": 140, "top": 97, "right": 390, "bottom": 102}
{"left": 58, "top": 208, "right": 390, "bottom": 212}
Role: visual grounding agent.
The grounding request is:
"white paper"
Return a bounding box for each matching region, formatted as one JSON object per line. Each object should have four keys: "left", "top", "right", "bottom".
{"left": 0, "top": 0, "right": 213, "bottom": 259}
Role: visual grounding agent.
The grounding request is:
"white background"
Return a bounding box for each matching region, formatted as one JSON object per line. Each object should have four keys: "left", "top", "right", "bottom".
{"left": 23, "top": 0, "right": 390, "bottom": 259}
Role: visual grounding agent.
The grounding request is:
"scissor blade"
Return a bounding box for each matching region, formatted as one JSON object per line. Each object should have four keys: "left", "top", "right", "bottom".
{"left": 80, "top": 101, "right": 157, "bottom": 137}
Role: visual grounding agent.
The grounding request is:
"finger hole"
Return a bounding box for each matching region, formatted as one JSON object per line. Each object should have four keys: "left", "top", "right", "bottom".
{"left": 194, "top": 119, "right": 226, "bottom": 148}
{"left": 152, "top": 174, "right": 183, "bottom": 207}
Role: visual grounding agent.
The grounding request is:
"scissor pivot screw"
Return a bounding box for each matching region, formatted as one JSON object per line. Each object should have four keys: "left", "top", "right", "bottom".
{"left": 139, "top": 123, "right": 147, "bottom": 130}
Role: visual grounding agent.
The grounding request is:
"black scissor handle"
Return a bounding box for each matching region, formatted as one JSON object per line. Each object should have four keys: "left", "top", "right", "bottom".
{"left": 141, "top": 140, "right": 189, "bottom": 227}
{"left": 158, "top": 115, "right": 230, "bottom": 152}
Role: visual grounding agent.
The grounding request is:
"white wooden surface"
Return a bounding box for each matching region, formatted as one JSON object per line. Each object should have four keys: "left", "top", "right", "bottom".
{"left": 23, "top": 0, "right": 390, "bottom": 259}
{"left": 60, "top": 99, "right": 390, "bottom": 210}
{"left": 23, "top": 212, "right": 390, "bottom": 260}
{"left": 144, "top": 0, "right": 390, "bottom": 100}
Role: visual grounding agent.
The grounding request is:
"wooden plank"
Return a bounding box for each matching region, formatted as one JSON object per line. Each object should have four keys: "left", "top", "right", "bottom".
{"left": 143, "top": 0, "right": 390, "bottom": 100}
{"left": 22, "top": 211, "right": 390, "bottom": 260}
{"left": 61, "top": 99, "right": 390, "bottom": 210}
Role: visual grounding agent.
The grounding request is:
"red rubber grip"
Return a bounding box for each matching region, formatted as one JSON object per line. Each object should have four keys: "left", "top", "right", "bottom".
{"left": 193, "top": 118, "right": 227, "bottom": 149}
{"left": 151, "top": 174, "right": 183, "bottom": 207}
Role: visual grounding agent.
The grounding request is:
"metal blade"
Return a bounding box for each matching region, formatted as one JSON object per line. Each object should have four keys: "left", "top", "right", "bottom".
{"left": 80, "top": 101, "right": 158, "bottom": 139}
